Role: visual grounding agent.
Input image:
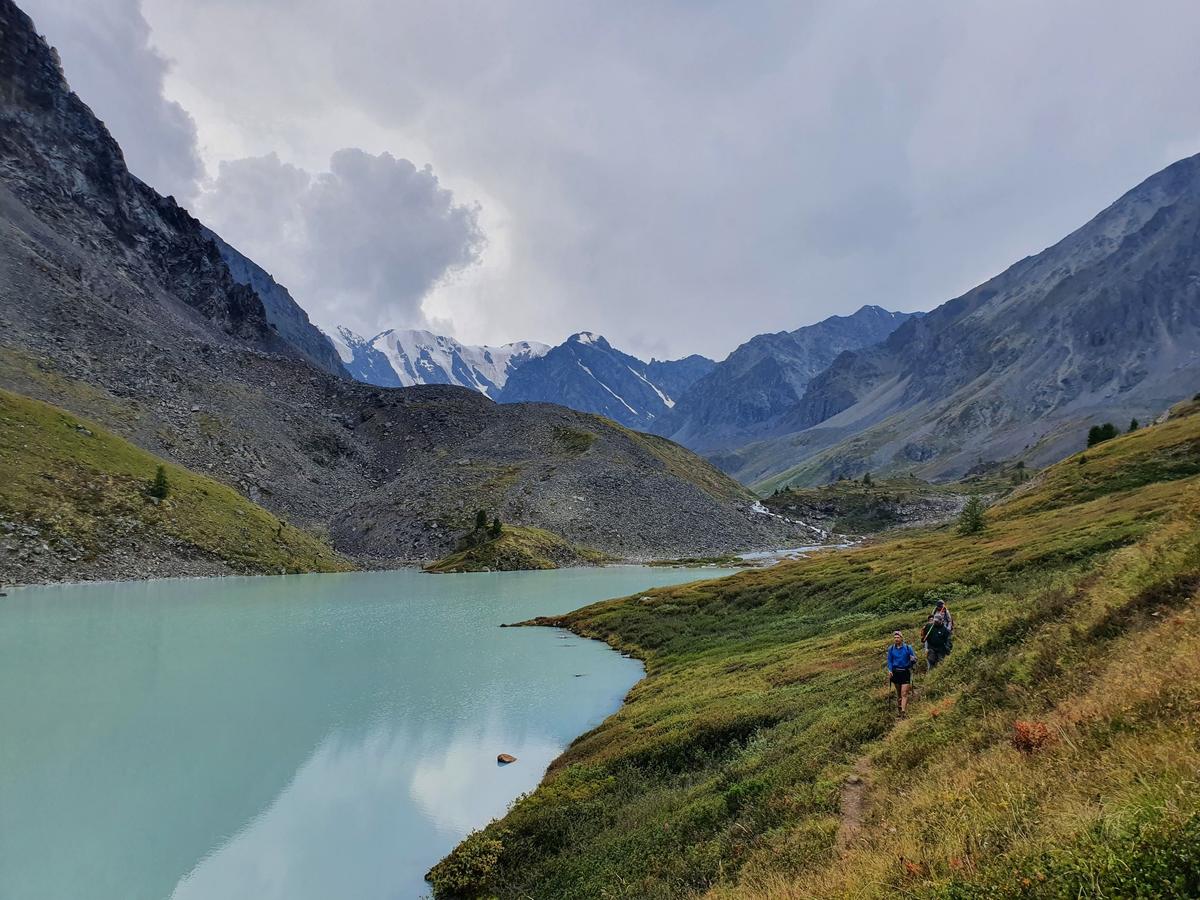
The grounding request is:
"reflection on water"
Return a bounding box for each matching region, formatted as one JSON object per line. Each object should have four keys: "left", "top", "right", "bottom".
{"left": 0, "top": 566, "right": 734, "bottom": 899}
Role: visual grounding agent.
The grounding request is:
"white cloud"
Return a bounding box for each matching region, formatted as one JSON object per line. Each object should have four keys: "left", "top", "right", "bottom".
{"left": 195, "top": 149, "right": 484, "bottom": 335}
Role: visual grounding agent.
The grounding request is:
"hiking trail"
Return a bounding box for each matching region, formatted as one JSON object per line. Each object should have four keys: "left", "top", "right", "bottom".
{"left": 834, "top": 755, "right": 873, "bottom": 855}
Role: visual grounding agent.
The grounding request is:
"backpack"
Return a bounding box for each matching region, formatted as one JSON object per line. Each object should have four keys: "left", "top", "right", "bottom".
{"left": 927, "top": 621, "right": 951, "bottom": 653}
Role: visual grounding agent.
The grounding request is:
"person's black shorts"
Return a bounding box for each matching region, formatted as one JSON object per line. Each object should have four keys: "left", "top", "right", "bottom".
{"left": 890, "top": 667, "right": 911, "bottom": 686}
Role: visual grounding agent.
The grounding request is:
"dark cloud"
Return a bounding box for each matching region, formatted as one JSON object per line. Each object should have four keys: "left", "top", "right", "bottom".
{"left": 196, "top": 149, "right": 484, "bottom": 334}
{"left": 22, "top": 0, "right": 203, "bottom": 201}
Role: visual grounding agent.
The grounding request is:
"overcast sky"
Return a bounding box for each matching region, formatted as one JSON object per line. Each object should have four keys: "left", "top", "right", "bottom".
{"left": 22, "top": 0, "right": 1200, "bottom": 360}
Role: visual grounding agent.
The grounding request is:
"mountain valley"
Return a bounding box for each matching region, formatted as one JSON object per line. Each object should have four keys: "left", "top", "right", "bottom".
{"left": 0, "top": 0, "right": 807, "bottom": 583}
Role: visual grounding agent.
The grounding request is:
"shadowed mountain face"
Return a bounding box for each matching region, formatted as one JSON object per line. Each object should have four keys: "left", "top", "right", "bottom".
{"left": 0, "top": 0, "right": 812, "bottom": 566}
{"left": 495, "top": 332, "right": 715, "bottom": 429}
{"left": 727, "top": 154, "right": 1200, "bottom": 489}
{"left": 651, "top": 306, "right": 917, "bottom": 453}
{"left": 205, "top": 229, "right": 349, "bottom": 377}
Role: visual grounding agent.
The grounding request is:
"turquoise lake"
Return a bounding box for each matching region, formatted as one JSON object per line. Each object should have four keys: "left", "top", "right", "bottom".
{"left": 0, "top": 566, "right": 736, "bottom": 899}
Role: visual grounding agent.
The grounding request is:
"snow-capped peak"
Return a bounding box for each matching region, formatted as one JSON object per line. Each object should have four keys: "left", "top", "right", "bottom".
{"left": 322, "top": 325, "right": 361, "bottom": 363}
{"left": 332, "top": 325, "right": 550, "bottom": 396}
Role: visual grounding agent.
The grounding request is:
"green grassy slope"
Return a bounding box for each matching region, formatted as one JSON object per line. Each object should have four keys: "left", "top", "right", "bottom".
{"left": 424, "top": 524, "right": 607, "bottom": 573}
{"left": 0, "top": 388, "right": 352, "bottom": 577}
{"left": 430, "top": 408, "right": 1200, "bottom": 898}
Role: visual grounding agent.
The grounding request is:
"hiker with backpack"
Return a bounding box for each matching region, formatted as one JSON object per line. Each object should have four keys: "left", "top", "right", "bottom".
{"left": 885, "top": 630, "right": 918, "bottom": 716}
{"left": 933, "top": 598, "right": 954, "bottom": 634}
{"left": 922, "top": 612, "right": 952, "bottom": 671}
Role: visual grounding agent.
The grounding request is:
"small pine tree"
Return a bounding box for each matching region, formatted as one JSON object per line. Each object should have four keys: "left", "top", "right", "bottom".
{"left": 149, "top": 465, "right": 169, "bottom": 500}
{"left": 490, "top": 517, "right": 502, "bottom": 537}
{"left": 862, "top": 472, "right": 873, "bottom": 487}
{"left": 474, "top": 509, "right": 488, "bottom": 531}
{"left": 957, "top": 494, "right": 986, "bottom": 535}
{"left": 1128, "top": 418, "right": 1139, "bottom": 432}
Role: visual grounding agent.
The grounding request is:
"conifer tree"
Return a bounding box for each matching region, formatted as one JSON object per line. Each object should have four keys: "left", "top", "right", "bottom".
{"left": 1128, "top": 418, "right": 1139, "bottom": 432}
{"left": 149, "top": 464, "right": 169, "bottom": 500}
{"left": 475, "top": 509, "right": 488, "bottom": 531}
{"left": 490, "top": 517, "right": 502, "bottom": 537}
{"left": 957, "top": 494, "right": 986, "bottom": 535}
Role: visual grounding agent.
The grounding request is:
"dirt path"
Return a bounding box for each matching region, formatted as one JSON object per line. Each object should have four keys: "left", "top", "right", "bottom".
{"left": 834, "top": 755, "right": 873, "bottom": 855}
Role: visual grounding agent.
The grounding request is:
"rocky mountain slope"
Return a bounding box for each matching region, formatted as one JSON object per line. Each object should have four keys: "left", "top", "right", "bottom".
{"left": 205, "top": 228, "right": 349, "bottom": 377}
{"left": 328, "top": 326, "right": 549, "bottom": 396}
{"left": 652, "top": 305, "right": 916, "bottom": 453}
{"left": 0, "top": 0, "right": 805, "bottom": 578}
{"left": 722, "top": 155, "right": 1200, "bottom": 489}
{"left": 496, "top": 331, "right": 715, "bottom": 429}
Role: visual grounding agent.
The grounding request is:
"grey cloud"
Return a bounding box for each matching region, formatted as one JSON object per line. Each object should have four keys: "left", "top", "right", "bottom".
{"left": 22, "top": 0, "right": 203, "bottom": 201}
{"left": 54, "top": 0, "right": 1200, "bottom": 357}
{"left": 196, "top": 149, "right": 485, "bottom": 334}
{"left": 197, "top": 153, "right": 310, "bottom": 256}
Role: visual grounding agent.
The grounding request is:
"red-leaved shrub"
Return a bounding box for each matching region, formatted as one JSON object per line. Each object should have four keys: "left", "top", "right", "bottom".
{"left": 1011, "top": 720, "right": 1052, "bottom": 753}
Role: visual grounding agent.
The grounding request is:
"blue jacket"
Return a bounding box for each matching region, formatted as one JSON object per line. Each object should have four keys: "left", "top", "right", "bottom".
{"left": 885, "top": 643, "right": 917, "bottom": 672}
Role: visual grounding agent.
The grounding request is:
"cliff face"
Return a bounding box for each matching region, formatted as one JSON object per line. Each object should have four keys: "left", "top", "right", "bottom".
{"left": 0, "top": 1, "right": 277, "bottom": 343}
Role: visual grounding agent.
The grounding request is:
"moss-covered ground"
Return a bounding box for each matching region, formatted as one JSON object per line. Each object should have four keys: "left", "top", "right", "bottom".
{"left": 0, "top": 388, "right": 352, "bottom": 576}
{"left": 430, "top": 405, "right": 1200, "bottom": 898}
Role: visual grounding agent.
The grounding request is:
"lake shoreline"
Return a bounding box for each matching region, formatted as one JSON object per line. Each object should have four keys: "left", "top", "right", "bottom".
{"left": 1, "top": 543, "right": 836, "bottom": 591}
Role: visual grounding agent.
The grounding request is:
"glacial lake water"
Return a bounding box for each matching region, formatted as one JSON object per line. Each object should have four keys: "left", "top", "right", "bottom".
{"left": 0, "top": 566, "right": 736, "bottom": 900}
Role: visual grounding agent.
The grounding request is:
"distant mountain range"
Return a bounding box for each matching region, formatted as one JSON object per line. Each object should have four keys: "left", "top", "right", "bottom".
{"left": 325, "top": 308, "right": 914, "bottom": 442}
{"left": 329, "top": 326, "right": 716, "bottom": 430}
{"left": 649, "top": 305, "right": 917, "bottom": 452}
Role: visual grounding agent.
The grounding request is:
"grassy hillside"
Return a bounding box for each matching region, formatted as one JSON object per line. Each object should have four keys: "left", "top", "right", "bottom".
{"left": 424, "top": 524, "right": 607, "bottom": 573}
{"left": 760, "top": 475, "right": 975, "bottom": 534}
{"left": 0, "top": 388, "right": 352, "bottom": 580}
{"left": 430, "top": 407, "right": 1200, "bottom": 897}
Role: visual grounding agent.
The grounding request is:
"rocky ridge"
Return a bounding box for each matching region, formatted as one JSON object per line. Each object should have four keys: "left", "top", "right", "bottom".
{"left": 651, "top": 305, "right": 917, "bottom": 453}
{"left": 496, "top": 331, "right": 715, "bottom": 430}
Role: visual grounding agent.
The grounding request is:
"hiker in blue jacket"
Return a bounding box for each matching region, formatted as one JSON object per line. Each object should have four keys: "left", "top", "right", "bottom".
{"left": 885, "top": 630, "right": 918, "bottom": 716}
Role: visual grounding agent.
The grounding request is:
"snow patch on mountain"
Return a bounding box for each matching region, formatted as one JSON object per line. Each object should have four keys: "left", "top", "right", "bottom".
{"left": 628, "top": 364, "right": 675, "bottom": 408}
{"left": 578, "top": 359, "right": 638, "bottom": 416}
{"left": 326, "top": 328, "right": 355, "bottom": 364}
